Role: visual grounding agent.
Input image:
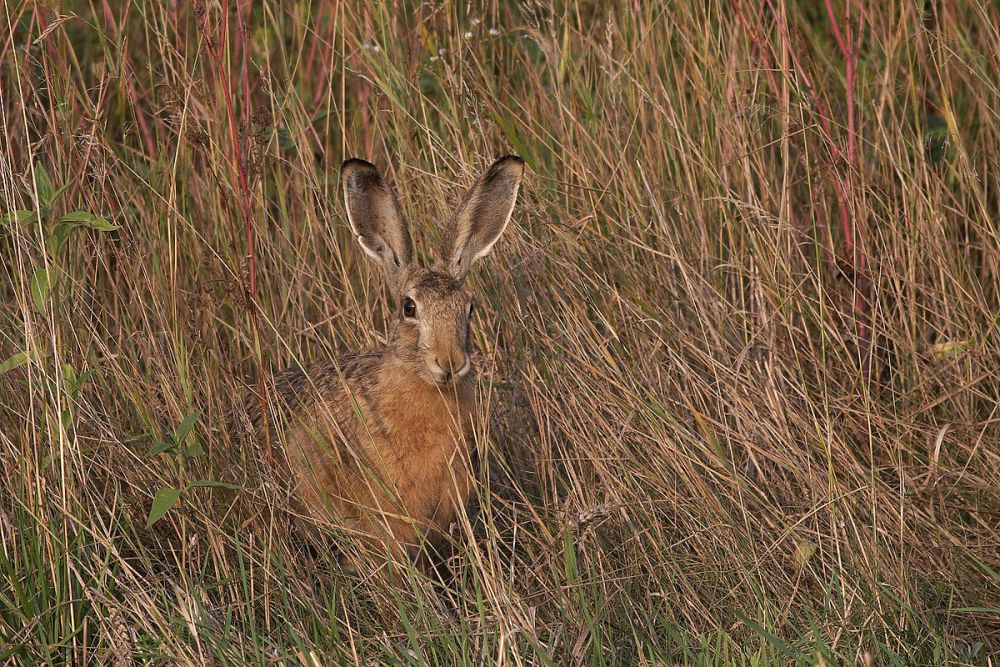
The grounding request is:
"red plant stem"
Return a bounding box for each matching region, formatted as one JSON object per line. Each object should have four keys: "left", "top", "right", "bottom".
{"left": 304, "top": 1, "right": 326, "bottom": 87}
{"left": 827, "top": 0, "right": 870, "bottom": 368}
{"left": 309, "top": 0, "right": 341, "bottom": 108}
{"left": 760, "top": 1, "right": 846, "bottom": 164}
{"left": 737, "top": 0, "right": 870, "bottom": 367}
{"left": 732, "top": 0, "right": 802, "bottom": 241}
{"left": 100, "top": 0, "right": 157, "bottom": 158}
{"left": 732, "top": 1, "right": 841, "bottom": 268}
{"left": 823, "top": 0, "right": 848, "bottom": 55}
{"left": 194, "top": 1, "right": 271, "bottom": 463}
{"left": 754, "top": 0, "right": 867, "bottom": 365}
{"left": 31, "top": 6, "right": 61, "bottom": 72}
{"left": 231, "top": 1, "right": 273, "bottom": 467}
{"left": 740, "top": 0, "right": 851, "bottom": 241}
{"left": 5, "top": 4, "right": 32, "bottom": 167}
{"left": 826, "top": 0, "right": 857, "bottom": 252}
{"left": 233, "top": 1, "right": 256, "bottom": 315}
{"left": 194, "top": 4, "right": 257, "bottom": 316}
{"left": 733, "top": 0, "right": 781, "bottom": 99}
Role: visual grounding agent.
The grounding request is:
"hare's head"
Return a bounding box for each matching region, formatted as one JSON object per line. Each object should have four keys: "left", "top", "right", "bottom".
{"left": 341, "top": 156, "right": 524, "bottom": 386}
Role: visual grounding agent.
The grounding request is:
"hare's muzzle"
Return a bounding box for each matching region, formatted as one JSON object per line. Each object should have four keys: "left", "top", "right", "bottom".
{"left": 430, "top": 349, "right": 471, "bottom": 384}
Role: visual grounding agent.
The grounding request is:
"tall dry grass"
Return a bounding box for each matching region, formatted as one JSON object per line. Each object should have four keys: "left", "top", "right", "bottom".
{"left": 1, "top": 0, "right": 998, "bottom": 663}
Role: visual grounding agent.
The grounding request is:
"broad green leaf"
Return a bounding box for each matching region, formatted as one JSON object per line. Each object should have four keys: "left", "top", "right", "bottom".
{"left": 61, "top": 364, "right": 90, "bottom": 396}
{"left": 0, "top": 352, "right": 31, "bottom": 374}
{"left": 58, "top": 211, "right": 117, "bottom": 231}
{"left": 146, "top": 487, "right": 182, "bottom": 528}
{"left": 276, "top": 127, "right": 295, "bottom": 152}
{"left": 184, "top": 441, "right": 205, "bottom": 458}
{"left": 49, "top": 222, "right": 78, "bottom": 255}
{"left": 30, "top": 268, "right": 58, "bottom": 312}
{"left": 1, "top": 210, "right": 37, "bottom": 225}
{"left": 929, "top": 340, "right": 970, "bottom": 359}
{"left": 923, "top": 114, "right": 950, "bottom": 164}
{"left": 62, "top": 363, "right": 77, "bottom": 388}
{"left": 34, "top": 163, "right": 54, "bottom": 208}
{"left": 62, "top": 363, "right": 86, "bottom": 399}
{"left": 174, "top": 412, "right": 199, "bottom": 446}
{"left": 187, "top": 480, "right": 242, "bottom": 490}
{"left": 69, "top": 369, "right": 92, "bottom": 396}
{"left": 50, "top": 183, "right": 70, "bottom": 204}
{"left": 146, "top": 440, "right": 177, "bottom": 457}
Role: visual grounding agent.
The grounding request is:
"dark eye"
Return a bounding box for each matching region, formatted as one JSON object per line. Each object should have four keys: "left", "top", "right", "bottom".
{"left": 403, "top": 297, "right": 417, "bottom": 319}
{"left": 468, "top": 301, "right": 475, "bottom": 317}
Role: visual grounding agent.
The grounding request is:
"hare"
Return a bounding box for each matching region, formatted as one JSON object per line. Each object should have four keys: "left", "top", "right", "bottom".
{"left": 246, "top": 155, "right": 525, "bottom": 562}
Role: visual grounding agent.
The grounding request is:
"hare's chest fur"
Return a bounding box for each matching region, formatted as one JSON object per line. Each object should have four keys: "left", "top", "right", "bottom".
{"left": 376, "top": 377, "right": 475, "bottom": 527}
{"left": 283, "top": 362, "right": 475, "bottom": 546}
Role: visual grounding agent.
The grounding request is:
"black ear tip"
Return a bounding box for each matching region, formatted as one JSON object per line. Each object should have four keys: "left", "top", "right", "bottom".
{"left": 341, "top": 158, "right": 378, "bottom": 173}
{"left": 341, "top": 159, "right": 383, "bottom": 190}
{"left": 497, "top": 155, "right": 524, "bottom": 166}
{"left": 489, "top": 155, "right": 525, "bottom": 179}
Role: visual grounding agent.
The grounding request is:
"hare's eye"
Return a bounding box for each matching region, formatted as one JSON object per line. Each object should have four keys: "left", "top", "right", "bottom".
{"left": 468, "top": 301, "right": 475, "bottom": 317}
{"left": 403, "top": 297, "right": 417, "bottom": 319}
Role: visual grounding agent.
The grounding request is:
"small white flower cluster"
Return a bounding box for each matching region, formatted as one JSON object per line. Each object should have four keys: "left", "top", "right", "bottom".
{"left": 461, "top": 15, "right": 502, "bottom": 40}
{"left": 360, "top": 41, "right": 382, "bottom": 53}
{"left": 427, "top": 17, "right": 503, "bottom": 63}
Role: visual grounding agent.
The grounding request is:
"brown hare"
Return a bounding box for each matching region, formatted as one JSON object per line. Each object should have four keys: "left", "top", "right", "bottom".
{"left": 246, "top": 155, "right": 525, "bottom": 564}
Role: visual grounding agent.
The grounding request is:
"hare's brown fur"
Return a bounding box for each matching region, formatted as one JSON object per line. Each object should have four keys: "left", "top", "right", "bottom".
{"left": 260, "top": 275, "right": 476, "bottom": 550}
{"left": 244, "top": 156, "right": 524, "bottom": 559}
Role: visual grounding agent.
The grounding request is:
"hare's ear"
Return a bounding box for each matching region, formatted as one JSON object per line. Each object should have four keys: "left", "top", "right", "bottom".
{"left": 341, "top": 159, "right": 413, "bottom": 291}
{"left": 441, "top": 155, "right": 524, "bottom": 281}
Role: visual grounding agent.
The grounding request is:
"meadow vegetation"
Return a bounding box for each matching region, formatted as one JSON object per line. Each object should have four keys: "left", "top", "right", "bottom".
{"left": 1, "top": 0, "right": 999, "bottom": 663}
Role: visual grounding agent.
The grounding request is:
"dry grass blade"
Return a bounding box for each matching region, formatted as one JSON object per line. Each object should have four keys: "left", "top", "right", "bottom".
{"left": 1, "top": 0, "right": 998, "bottom": 664}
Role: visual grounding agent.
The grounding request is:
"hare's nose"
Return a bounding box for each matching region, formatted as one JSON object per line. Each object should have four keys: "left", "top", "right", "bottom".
{"left": 432, "top": 357, "right": 454, "bottom": 383}
{"left": 433, "top": 351, "right": 470, "bottom": 382}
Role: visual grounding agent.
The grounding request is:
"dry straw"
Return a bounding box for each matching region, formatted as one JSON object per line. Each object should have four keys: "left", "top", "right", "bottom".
{"left": 1, "top": 0, "right": 997, "bottom": 663}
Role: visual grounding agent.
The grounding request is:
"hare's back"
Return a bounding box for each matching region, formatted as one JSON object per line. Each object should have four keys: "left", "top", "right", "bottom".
{"left": 240, "top": 349, "right": 385, "bottom": 441}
